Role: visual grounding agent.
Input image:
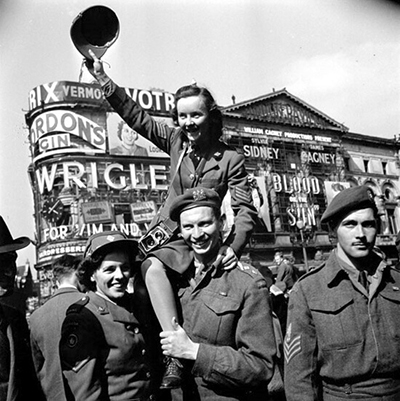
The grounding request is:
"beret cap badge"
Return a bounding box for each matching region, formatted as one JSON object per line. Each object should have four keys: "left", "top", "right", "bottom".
{"left": 192, "top": 189, "right": 206, "bottom": 201}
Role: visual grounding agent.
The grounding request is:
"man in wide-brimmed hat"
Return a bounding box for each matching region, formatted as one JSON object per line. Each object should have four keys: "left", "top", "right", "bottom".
{"left": 0, "top": 215, "right": 43, "bottom": 400}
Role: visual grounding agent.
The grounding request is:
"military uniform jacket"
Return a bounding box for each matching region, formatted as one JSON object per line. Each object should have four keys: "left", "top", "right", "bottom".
{"left": 171, "top": 262, "right": 276, "bottom": 400}
{"left": 105, "top": 84, "right": 257, "bottom": 259}
{"left": 0, "top": 303, "right": 43, "bottom": 401}
{"left": 29, "top": 287, "right": 84, "bottom": 401}
{"left": 275, "top": 260, "right": 297, "bottom": 291}
{"left": 284, "top": 250, "right": 400, "bottom": 400}
{"left": 59, "top": 291, "right": 157, "bottom": 401}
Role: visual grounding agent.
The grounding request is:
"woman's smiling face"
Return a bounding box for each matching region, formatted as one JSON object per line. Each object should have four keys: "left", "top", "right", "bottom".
{"left": 177, "top": 96, "right": 210, "bottom": 144}
{"left": 92, "top": 250, "right": 131, "bottom": 302}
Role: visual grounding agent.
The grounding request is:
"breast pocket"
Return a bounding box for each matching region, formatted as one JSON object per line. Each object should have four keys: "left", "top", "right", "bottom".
{"left": 191, "top": 290, "right": 241, "bottom": 345}
{"left": 309, "top": 295, "right": 362, "bottom": 350}
{"left": 379, "top": 287, "right": 400, "bottom": 339}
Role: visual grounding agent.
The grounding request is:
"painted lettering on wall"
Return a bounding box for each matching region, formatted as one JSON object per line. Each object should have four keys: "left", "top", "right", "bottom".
{"left": 242, "top": 126, "right": 333, "bottom": 143}
{"left": 271, "top": 173, "right": 321, "bottom": 195}
{"left": 29, "top": 81, "right": 104, "bottom": 111}
{"left": 35, "top": 161, "right": 169, "bottom": 194}
{"left": 301, "top": 150, "right": 336, "bottom": 164}
{"left": 243, "top": 145, "right": 279, "bottom": 159}
{"left": 30, "top": 110, "right": 106, "bottom": 149}
{"left": 286, "top": 205, "right": 318, "bottom": 227}
{"left": 41, "top": 223, "right": 142, "bottom": 243}
{"left": 28, "top": 81, "right": 176, "bottom": 114}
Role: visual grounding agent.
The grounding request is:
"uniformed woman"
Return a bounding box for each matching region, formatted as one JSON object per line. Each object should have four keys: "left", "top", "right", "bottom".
{"left": 59, "top": 231, "right": 164, "bottom": 401}
{"left": 86, "top": 50, "right": 258, "bottom": 388}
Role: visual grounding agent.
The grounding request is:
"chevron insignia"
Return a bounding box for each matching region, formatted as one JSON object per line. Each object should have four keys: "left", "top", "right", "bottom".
{"left": 235, "top": 187, "right": 252, "bottom": 203}
{"left": 284, "top": 323, "right": 302, "bottom": 364}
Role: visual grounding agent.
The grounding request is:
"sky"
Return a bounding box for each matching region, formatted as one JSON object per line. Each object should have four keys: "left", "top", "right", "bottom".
{"left": 1, "top": 0, "right": 400, "bottom": 272}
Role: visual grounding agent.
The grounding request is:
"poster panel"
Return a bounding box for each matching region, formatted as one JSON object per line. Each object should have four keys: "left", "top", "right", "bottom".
{"left": 107, "top": 113, "right": 170, "bottom": 158}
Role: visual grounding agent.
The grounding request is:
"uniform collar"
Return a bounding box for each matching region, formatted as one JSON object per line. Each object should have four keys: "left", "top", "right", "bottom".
{"left": 89, "top": 291, "right": 139, "bottom": 324}
{"left": 325, "top": 249, "right": 387, "bottom": 288}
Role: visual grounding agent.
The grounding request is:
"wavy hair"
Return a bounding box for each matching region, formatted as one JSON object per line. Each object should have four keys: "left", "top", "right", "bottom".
{"left": 76, "top": 244, "right": 138, "bottom": 291}
{"left": 170, "top": 84, "right": 223, "bottom": 139}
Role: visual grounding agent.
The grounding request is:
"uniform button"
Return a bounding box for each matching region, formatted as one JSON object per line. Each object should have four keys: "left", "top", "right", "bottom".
{"left": 189, "top": 173, "right": 195, "bottom": 180}
{"left": 134, "top": 327, "right": 140, "bottom": 334}
{"left": 146, "top": 371, "right": 151, "bottom": 378}
{"left": 142, "top": 349, "right": 146, "bottom": 355}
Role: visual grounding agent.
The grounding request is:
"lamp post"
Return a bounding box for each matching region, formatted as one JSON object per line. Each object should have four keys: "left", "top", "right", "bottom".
{"left": 296, "top": 220, "right": 309, "bottom": 273}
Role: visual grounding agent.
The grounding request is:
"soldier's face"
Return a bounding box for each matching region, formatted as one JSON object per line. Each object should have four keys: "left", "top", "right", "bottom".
{"left": 92, "top": 251, "right": 131, "bottom": 302}
{"left": 0, "top": 252, "right": 17, "bottom": 297}
{"left": 336, "top": 208, "right": 377, "bottom": 264}
{"left": 180, "top": 206, "right": 221, "bottom": 260}
{"left": 177, "top": 96, "right": 210, "bottom": 144}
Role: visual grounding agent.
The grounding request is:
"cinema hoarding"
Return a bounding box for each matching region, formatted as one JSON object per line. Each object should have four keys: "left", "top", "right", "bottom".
{"left": 26, "top": 81, "right": 173, "bottom": 267}
{"left": 223, "top": 123, "right": 345, "bottom": 235}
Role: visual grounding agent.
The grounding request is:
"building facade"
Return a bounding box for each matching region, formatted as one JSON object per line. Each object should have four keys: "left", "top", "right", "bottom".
{"left": 221, "top": 89, "right": 400, "bottom": 270}
{"left": 25, "top": 82, "right": 400, "bottom": 300}
{"left": 25, "top": 81, "right": 173, "bottom": 300}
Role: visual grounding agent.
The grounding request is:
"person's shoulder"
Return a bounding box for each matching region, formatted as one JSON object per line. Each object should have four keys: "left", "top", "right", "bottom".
{"left": 64, "top": 294, "right": 89, "bottom": 312}
{"left": 234, "top": 262, "right": 269, "bottom": 288}
{"left": 387, "top": 264, "right": 400, "bottom": 280}
{"left": 0, "top": 303, "right": 29, "bottom": 333}
{"left": 136, "top": 145, "right": 148, "bottom": 153}
{"left": 32, "top": 289, "right": 83, "bottom": 314}
{"left": 0, "top": 302, "right": 25, "bottom": 320}
{"left": 292, "top": 263, "right": 326, "bottom": 288}
{"left": 214, "top": 140, "right": 243, "bottom": 158}
{"left": 62, "top": 294, "right": 102, "bottom": 332}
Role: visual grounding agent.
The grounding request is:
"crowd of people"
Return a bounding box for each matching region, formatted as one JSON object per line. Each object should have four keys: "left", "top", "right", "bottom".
{"left": 1, "top": 50, "right": 400, "bottom": 400}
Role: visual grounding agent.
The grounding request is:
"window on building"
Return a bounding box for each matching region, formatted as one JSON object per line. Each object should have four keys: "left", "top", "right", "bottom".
{"left": 387, "top": 207, "right": 398, "bottom": 235}
{"left": 382, "top": 161, "right": 387, "bottom": 175}
{"left": 383, "top": 185, "right": 396, "bottom": 203}
{"left": 114, "top": 203, "right": 133, "bottom": 225}
{"left": 363, "top": 159, "right": 369, "bottom": 173}
{"left": 343, "top": 157, "right": 350, "bottom": 172}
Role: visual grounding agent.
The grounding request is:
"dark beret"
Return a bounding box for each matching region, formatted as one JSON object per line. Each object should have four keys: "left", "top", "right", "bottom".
{"left": 170, "top": 187, "right": 221, "bottom": 222}
{"left": 321, "top": 185, "right": 377, "bottom": 225}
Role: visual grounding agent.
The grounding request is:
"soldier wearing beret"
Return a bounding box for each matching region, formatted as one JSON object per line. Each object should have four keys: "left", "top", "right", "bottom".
{"left": 284, "top": 186, "right": 400, "bottom": 400}
{"left": 59, "top": 231, "right": 166, "bottom": 401}
{"left": 159, "top": 187, "right": 277, "bottom": 400}
{"left": 87, "top": 51, "right": 258, "bottom": 387}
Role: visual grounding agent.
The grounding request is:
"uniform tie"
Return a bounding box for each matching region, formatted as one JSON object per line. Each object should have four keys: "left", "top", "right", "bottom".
{"left": 359, "top": 270, "right": 369, "bottom": 290}
{"left": 188, "top": 144, "right": 200, "bottom": 168}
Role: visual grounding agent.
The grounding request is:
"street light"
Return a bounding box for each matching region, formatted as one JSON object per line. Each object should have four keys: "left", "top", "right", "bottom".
{"left": 296, "top": 220, "right": 309, "bottom": 273}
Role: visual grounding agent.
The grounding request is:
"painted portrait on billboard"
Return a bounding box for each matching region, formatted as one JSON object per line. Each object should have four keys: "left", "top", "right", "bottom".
{"left": 107, "top": 113, "right": 169, "bottom": 158}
